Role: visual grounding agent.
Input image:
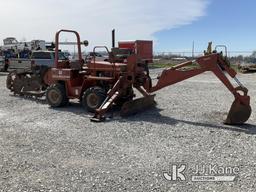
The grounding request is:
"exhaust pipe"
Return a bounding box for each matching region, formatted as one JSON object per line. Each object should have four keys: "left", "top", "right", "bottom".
{"left": 112, "top": 29, "right": 115, "bottom": 48}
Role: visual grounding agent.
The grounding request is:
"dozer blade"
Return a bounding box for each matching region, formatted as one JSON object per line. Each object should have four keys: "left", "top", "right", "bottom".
{"left": 120, "top": 95, "right": 156, "bottom": 117}
{"left": 224, "top": 99, "right": 252, "bottom": 125}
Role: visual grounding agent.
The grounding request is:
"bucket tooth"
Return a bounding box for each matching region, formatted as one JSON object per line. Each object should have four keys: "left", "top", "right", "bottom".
{"left": 120, "top": 95, "right": 156, "bottom": 117}
{"left": 224, "top": 100, "right": 252, "bottom": 125}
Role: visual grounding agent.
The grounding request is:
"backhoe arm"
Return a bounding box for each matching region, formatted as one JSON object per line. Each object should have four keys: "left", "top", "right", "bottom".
{"left": 147, "top": 53, "right": 251, "bottom": 124}
{"left": 149, "top": 54, "right": 234, "bottom": 93}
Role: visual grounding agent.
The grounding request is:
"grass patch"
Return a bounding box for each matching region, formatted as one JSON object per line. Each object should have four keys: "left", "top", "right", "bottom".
{"left": 149, "top": 63, "right": 240, "bottom": 72}
{"left": 149, "top": 62, "right": 198, "bottom": 69}
{"left": 149, "top": 63, "right": 175, "bottom": 69}
{"left": 230, "top": 64, "right": 239, "bottom": 72}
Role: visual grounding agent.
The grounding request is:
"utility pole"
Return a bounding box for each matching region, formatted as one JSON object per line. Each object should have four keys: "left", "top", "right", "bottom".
{"left": 192, "top": 41, "right": 195, "bottom": 58}
{"left": 112, "top": 29, "right": 115, "bottom": 48}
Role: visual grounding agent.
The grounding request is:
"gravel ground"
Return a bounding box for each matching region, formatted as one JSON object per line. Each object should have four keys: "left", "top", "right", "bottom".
{"left": 0, "top": 70, "right": 255, "bottom": 192}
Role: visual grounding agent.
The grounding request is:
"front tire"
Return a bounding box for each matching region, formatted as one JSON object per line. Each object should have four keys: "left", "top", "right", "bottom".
{"left": 82, "top": 87, "right": 106, "bottom": 112}
{"left": 46, "top": 83, "right": 69, "bottom": 107}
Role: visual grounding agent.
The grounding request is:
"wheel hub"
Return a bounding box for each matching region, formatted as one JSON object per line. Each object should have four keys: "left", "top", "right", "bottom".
{"left": 87, "top": 93, "right": 99, "bottom": 109}
{"left": 49, "top": 90, "right": 60, "bottom": 103}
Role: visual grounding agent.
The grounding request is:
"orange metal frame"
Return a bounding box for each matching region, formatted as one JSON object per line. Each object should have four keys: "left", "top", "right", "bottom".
{"left": 92, "top": 53, "right": 250, "bottom": 121}
{"left": 54, "top": 29, "right": 82, "bottom": 68}
{"left": 48, "top": 29, "right": 250, "bottom": 122}
{"left": 148, "top": 54, "right": 249, "bottom": 106}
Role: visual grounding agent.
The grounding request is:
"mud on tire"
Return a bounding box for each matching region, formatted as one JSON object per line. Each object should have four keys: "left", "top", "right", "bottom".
{"left": 46, "top": 83, "right": 69, "bottom": 107}
{"left": 82, "top": 87, "right": 106, "bottom": 112}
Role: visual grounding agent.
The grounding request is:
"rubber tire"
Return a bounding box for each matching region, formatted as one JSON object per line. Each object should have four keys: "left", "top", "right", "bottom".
{"left": 6, "top": 71, "right": 16, "bottom": 91}
{"left": 4, "top": 64, "right": 8, "bottom": 72}
{"left": 4, "top": 59, "right": 9, "bottom": 72}
{"left": 46, "top": 83, "right": 69, "bottom": 107}
{"left": 82, "top": 87, "right": 106, "bottom": 112}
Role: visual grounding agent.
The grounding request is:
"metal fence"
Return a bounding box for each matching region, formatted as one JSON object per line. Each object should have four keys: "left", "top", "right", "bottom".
{"left": 154, "top": 51, "right": 254, "bottom": 57}
{"left": 153, "top": 51, "right": 256, "bottom": 66}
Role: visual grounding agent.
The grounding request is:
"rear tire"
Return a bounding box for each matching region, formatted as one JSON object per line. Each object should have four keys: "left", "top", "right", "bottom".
{"left": 82, "top": 87, "right": 106, "bottom": 112}
{"left": 46, "top": 83, "right": 69, "bottom": 107}
{"left": 4, "top": 59, "right": 9, "bottom": 72}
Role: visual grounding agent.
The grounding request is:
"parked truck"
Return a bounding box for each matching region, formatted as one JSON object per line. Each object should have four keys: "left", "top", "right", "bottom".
{"left": 8, "top": 50, "right": 67, "bottom": 71}
{"left": 6, "top": 50, "right": 68, "bottom": 97}
{"left": 0, "top": 37, "right": 79, "bottom": 71}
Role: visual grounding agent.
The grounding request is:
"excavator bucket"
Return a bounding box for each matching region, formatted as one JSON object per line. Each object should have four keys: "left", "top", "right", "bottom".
{"left": 120, "top": 95, "right": 156, "bottom": 117}
{"left": 224, "top": 99, "right": 251, "bottom": 125}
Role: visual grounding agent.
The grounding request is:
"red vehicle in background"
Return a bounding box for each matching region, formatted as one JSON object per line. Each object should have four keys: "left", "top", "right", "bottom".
{"left": 118, "top": 40, "right": 153, "bottom": 63}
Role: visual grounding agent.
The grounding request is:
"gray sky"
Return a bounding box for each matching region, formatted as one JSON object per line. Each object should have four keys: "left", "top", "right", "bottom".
{"left": 0, "top": 0, "right": 208, "bottom": 50}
